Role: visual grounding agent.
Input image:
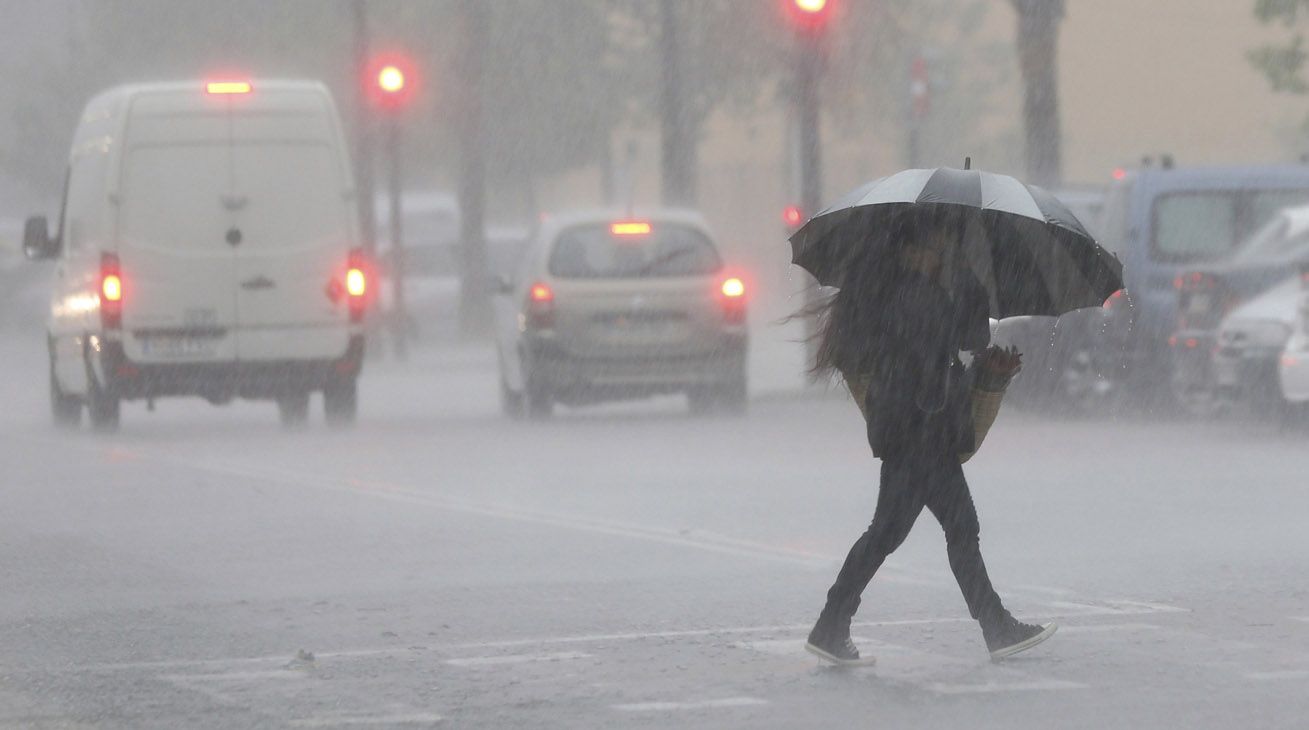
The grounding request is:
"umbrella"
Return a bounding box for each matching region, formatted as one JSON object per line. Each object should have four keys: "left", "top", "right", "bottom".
{"left": 788, "top": 165, "right": 1124, "bottom": 319}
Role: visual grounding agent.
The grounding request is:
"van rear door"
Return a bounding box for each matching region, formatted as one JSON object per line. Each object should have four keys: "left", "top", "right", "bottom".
{"left": 231, "top": 143, "right": 352, "bottom": 361}
{"left": 118, "top": 144, "right": 239, "bottom": 363}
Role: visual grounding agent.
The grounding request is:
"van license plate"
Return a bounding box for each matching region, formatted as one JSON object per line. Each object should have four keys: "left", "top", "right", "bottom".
{"left": 141, "top": 336, "right": 216, "bottom": 358}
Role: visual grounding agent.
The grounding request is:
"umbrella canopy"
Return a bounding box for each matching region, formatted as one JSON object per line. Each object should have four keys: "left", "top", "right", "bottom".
{"left": 789, "top": 167, "right": 1124, "bottom": 319}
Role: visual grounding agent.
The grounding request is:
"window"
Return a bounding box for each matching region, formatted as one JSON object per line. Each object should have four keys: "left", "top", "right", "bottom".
{"left": 1153, "top": 193, "right": 1236, "bottom": 263}
{"left": 548, "top": 223, "right": 721, "bottom": 279}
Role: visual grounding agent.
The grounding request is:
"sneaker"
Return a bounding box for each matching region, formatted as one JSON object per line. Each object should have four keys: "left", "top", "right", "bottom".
{"left": 805, "top": 626, "right": 877, "bottom": 667}
{"left": 984, "top": 617, "right": 1057, "bottom": 660}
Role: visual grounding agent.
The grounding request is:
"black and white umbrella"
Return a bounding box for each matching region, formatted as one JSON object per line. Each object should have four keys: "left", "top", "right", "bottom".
{"left": 789, "top": 166, "right": 1124, "bottom": 319}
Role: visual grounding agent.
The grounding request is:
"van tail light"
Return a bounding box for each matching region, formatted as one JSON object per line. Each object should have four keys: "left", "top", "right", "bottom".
{"left": 1176, "top": 271, "right": 1232, "bottom": 331}
{"left": 526, "top": 282, "right": 555, "bottom": 329}
{"left": 347, "top": 248, "right": 369, "bottom": 323}
{"left": 718, "top": 276, "right": 747, "bottom": 325}
{"left": 100, "top": 252, "right": 122, "bottom": 329}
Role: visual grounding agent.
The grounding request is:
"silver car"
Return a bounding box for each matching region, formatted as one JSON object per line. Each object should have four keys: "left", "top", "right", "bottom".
{"left": 493, "top": 210, "right": 748, "bottom": 418}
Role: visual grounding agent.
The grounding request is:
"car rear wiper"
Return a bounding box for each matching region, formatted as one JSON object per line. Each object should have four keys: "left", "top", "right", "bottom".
{"left": 634, "top": 246, "right": 698, "bottom": 276}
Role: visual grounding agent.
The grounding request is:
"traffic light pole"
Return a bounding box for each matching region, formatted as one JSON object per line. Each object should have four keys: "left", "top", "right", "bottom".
{"left": 385, "top": 116, "right": 408, "bottom": 360}
{"left": 795, "top": 33, "right": 824, "bottom": 363}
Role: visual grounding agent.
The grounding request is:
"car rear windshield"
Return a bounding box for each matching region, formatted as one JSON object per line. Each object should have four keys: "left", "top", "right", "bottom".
{"left": 1153, "top": 189, "right": 1309, "bottom": 263}
{"left": 548, "top": 223, "right": 721, "bottom": 278}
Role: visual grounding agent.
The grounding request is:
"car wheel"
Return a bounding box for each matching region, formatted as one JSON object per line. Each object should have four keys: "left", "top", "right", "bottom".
{"left": 86, "top": 381, "right": 120, "bottom": 432}
{"left": 500, "top": 375, "right": 525, "bottom": 419}
{"left": 278, "top": 392, "right": 311, "bottom": 429}
{"left": 50, "top": 358, "right": 82, "bottom": 429}
{"left": 323, "top": 378, "right": 358, "bottom": 427}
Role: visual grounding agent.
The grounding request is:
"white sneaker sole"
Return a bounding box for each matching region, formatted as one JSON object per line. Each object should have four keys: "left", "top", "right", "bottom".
{"left": 805, "top": 641, "right": 878, "bottom": 667}
{"left": 989, "top": 622, "right": 1058, "bottom": 660}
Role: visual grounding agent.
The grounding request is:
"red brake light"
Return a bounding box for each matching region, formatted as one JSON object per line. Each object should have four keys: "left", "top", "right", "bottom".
{"left": 1112, "top": 167, "right": 1127, "bottom": 181}
{"left": 721, "top": 277, "right": 745, "bottom": 298}
{"left": 611, "top": 221, "right": 651, "bottom": 237}
{"left": 100, "top": 252, "right": 123, "bottom": 329}
{"left": 526, "top": 282, "right": 555, "bottom": 329}
{"left": 102, "top": 274, "right": 122, "bottom": 303}
{"left": 783, "top": 205, "right": 804, "bottom": 228}
{"left": 530, "top": 283, "right": 554, "bottom": 302}
{"left": 207, "top": 81, "right": 251, "bottom": 95}
{"left": 345, "top": 249, "right": 369, "bottom": 322}
{"left": 346, "top": 267, "right": 366, "bottom": 298}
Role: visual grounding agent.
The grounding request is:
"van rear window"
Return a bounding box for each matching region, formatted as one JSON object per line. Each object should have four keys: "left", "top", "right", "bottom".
{"left": 548, "top": 223, "right": 721, "bottom": 279}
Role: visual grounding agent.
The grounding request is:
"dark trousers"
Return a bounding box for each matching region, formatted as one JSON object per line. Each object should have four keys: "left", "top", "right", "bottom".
{"left": 818, "top": 455, "right": 1006, "bottom": 632}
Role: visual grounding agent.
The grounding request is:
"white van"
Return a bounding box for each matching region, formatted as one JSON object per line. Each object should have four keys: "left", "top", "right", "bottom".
{"left": 24, "top": 80, "right": 368, "bottom": 430}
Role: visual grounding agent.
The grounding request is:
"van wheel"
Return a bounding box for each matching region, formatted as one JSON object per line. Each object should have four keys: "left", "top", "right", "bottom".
{"left": 278, "top": 392, "right": 311, "bottom": 429}
{"left": 720, "top": 372, "right": 748, "bottom": 416}
{"left": 86, "top": 383, "right": 120, "bottom": 432}
{"left": 50, "top": 362, "right": 82, "bottom": 429}
{"left": 323, "top": 378, "right": 358, "bottom": 427}
{"left": 525, "top": 378, "right": 553, "bottom": 419}
{"left": 500, "top": 375, "right": 525, "bottom": 419}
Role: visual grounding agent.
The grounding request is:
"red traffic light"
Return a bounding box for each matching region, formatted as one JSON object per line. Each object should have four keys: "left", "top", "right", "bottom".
{"left": 366, "top": 54, "right": 417, "bottom": 111}
{"left": 783, "top": 205, "right": 805, "bottom": 228}
{"left": 786, "top": 0, "right": 832, "bottom": 30}
{"left": 377, "top": 65, "right": 405, "bottom": 94}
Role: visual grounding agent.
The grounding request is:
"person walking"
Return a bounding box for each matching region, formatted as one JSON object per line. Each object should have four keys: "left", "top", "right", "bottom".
{"left": 804, "top": 212, "right": 1057, "bottom": 666}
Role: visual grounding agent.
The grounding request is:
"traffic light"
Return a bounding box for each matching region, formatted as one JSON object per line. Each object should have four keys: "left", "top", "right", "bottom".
{"left": 366, "top": 54, "right": 416, "bottom": 112}
{"left": 783, "top": 204, "right": 805, "bottom": 230}
{"left": 786, "top": 0, "right": 832, "bottom": 33}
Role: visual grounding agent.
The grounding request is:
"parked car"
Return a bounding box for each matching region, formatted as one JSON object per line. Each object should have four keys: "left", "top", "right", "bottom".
{"left": 1277, "top": 269, "right": 1309, "bottom": 417}
{"left": 493, "top": 209, "right": 748, "bottom": 418}
{"left": 1210, "top": 275, "right": 1301, "bottom": 416}
{"left": 1172, "top": 204, "right": 1309, "bottom": 412}
{"left": 25, "top": 79, "right": 367, "bottom": 430}
{"left": 1037, "top": 164, "right": 1309, "bottom": 412}
{"left": 374, "top": 191, "right": 530, "bottom": 346}
{"left": 992, "top": 186, "right": 1105, "bottom": 411}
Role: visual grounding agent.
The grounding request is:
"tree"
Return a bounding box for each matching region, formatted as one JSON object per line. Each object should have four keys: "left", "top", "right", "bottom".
{"left": 1250, "top": 0, "right": 1309, "bottom": 95}
{"left": 1010, "top": 0, "right": 1065, "bottom": 187}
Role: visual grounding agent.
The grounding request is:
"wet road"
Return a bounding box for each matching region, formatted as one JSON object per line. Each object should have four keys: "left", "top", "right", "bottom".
{"left": 2, "top": 340, "right": 1308, "bottom": 728}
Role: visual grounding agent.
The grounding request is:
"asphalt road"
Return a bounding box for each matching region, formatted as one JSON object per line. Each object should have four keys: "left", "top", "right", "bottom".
{"left": 2, "top": 337, "right": 1308, "bottom": 729}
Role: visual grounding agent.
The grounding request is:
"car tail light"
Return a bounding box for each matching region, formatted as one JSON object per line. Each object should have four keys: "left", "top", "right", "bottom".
{"left": 100, "top": 252, "right": 122, "bottom": 329}
{"left": 347, "top": 248, "right": 369, "bottom": 323}
{"left": 1177, "top": 271, "right": 1232, "bottom": 331}
{"left": 526, "top": 281, "right": 555, "bottom": 329}
{"left": 1103, "top": 288, "right": 1126, "bottom": 310}
{"left": 718, "top": 276, "right": 747, "bottom": 324}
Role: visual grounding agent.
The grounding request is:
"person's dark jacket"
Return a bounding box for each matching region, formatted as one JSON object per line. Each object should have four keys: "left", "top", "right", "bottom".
{"left": 863, "top": 269, "right": 991, "bottom": 461}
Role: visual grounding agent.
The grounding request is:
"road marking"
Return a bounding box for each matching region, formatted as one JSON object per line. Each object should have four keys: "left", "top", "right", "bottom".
{"left": 614, "top": 697, "right": 768, "bottom": 712}
{"left": 89, "top": 440, "right": 1190, "bottom": 616}
{"left": 1244, "top": 669, "right": 1309, "bottom": 681}
{"left": 1056, "top": 622, "right": 1161, "bottom": 634}
{"left": 289, "top": 714, "right": 443, "bottom": 727}
{"left": 445, "top": 651, "right": 592, "bottom": 667}
{"left": 927, "top": 678, "right": 1088, "bottom": 695}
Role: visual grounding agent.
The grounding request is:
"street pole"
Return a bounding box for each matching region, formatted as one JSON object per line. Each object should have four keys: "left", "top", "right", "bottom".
{"left": 795, "top": 29, "right": 824, "bottom": 362}
{"left": 386, "top": 116, "right": 407, "bottom": 360}
{"left": 659, "top": 0, "right": 695, "bottom": 207}
{"left": 350, "top": 0, "right": 379, "bottom": 354}
{"left": 907, "top": 54, "right": 929, "bottom": 168}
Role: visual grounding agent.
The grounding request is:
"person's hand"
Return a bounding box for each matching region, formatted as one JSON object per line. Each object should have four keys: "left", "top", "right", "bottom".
{"left": 979, "top": 345, "right": 1022, "bottom": 376}
{"left": 973, "top": 345, "right": 1022, "bottom": 391}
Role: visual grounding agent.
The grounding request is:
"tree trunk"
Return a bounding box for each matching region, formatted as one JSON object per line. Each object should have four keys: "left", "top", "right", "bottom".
{"left": 1011, "top": 0, "right": 1064, "bottom": 187}
{"left": 659, "top": 0, "right": 697, "bottom": 207}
